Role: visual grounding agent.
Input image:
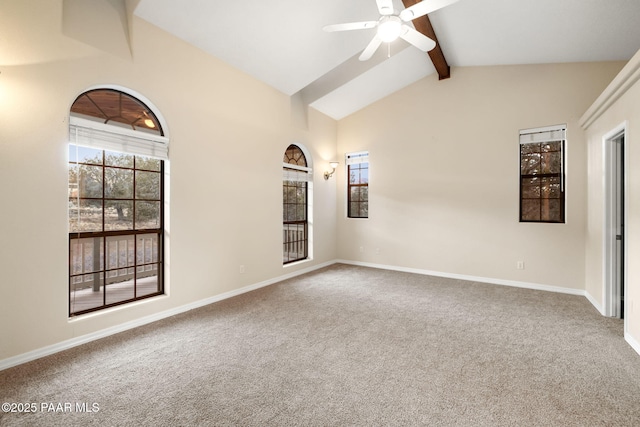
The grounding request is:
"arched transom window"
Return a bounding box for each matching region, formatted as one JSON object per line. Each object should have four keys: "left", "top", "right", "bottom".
{"left": 71, "top": 89, "right": 162, "bottom": 134}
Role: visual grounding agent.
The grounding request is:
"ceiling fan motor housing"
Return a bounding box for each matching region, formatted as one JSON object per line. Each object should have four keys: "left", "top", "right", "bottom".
{"left": 377, "top": 15, "right": 403, "bottom": 42}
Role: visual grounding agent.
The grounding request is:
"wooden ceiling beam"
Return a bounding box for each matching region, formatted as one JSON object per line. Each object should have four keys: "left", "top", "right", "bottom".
{"left": 401, "top": 0, "right": 450, "bottom": 80}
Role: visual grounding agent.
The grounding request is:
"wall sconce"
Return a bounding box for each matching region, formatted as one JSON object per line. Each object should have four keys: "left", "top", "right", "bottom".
{"left": 324, "top": 161, "right": 339, "bottom": 180}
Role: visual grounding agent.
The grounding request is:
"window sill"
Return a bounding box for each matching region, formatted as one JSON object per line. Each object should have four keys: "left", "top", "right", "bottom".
{"left": 68, "top": 293, "right": 169, "bottom": 322}
{"left": 283, "top": 258, "right": 312, "bottom": 269}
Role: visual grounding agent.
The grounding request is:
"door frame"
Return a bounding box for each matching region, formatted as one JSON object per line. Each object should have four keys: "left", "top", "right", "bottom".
{"left": 602, "top": 122, "right": 627, "bottom": 320}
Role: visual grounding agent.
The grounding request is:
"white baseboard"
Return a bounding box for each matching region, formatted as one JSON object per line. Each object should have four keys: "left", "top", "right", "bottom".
{"left": 336, "top": 260, "right": 586, "bottom": 296}
{"left": 584, "top": 291, "right": 605, "bottom": 315}
{"left": 0, "top": 260, "right": 336, "bottom": 372}
{"left": 625, "top": 332, "right": 640, "bottom": 357}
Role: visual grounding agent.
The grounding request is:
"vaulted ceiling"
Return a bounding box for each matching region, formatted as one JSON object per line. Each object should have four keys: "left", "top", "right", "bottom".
{"left": 134, "top": 0, "right": 640, "bottom": 120}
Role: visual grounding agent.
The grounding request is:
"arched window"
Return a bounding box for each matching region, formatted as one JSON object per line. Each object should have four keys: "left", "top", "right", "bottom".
{"left": 283, "top": 144, "right": 312, "bottom": 264}
{"left": 68, "top": 88, "right": 167, "bottom": 316}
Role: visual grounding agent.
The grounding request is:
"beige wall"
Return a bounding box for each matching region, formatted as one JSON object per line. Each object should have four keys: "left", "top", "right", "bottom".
{"left": 336, "top": 62, "right": 624, "bottom": 290}
{"left": 0, "top": 1, "right": 337, "bottom": 361}
{"left": 582, "top": 52, "right": 640, "bottom": 346}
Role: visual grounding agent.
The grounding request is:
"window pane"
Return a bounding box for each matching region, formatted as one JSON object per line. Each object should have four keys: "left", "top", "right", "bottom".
{"left": 78, "top": 165, "right": 103, "bottom": 198}
{"left": 296, "top": 204, "right": 306, "bottom": 221}
{"left": 520, "top": 152, "right": 541, "bottom": 175}
{"left": 70, "top": 237, "right": 104, "bottom": 276}
{"left": 541, "top": 199, "right": 561, "bottom": 222}
{"left": 284, "top": 204, "right": 293, "bottom": 221}
{"left": 351, "top": 187, "right": 361, "bottom": 202}
{"left": 104, "top": 168, "right": 133, "bottom": 199}
{"left": 69, "top": 200, "right": 103, "bottom": 233}
{"left": 69, "top": 145, "right": 102, "bottom": 165}
{"left": 105, "top": 273, "right": 134, "bottom": 305}
{"left": 541, "top": 177, "right": 562, "bottom": 199}
{"left": 135, "top": 201, "right": 161, "bottom": 229}
{"left": 349, "top": 164, "right": 369, "bottom": 184}
{"left": 350, "top": 169, "right": 359, "bottom": 184}
{"left": 522, "top": 200, "right": 541, "bottom": 221}
{"left": 105, "top": 151, "right": 134, "bottom": 168}
{"left": 69, "top": 166, "right": 78, "bottom": 198}
{"left": 350, "top": 202, "right": 360, "bottom": 217}
{"left": 520, "top": 144, "right": 540, "bottom": 155}
{"left": 106, "top": 236, "right": 135, "bottom": 269}
{"left": 105, "top": 201, "right": 133, "bottom": 231}
{"left": 361, "top": 186, "right": 369, "bottom": 202}
{"left": 360, "top": 166, "right": 369, "bottom": 183}
{"left": 70, "top": 281, "right": 104, "bottom": 313}
{"left": 541, "top": 151, "right": 561, "bottom": 174}
{"left": 136, "top": 156, "right": 161, "bottom": 171}
{"left": 136, "top": 171, "right": 161, "bottom": 200}
{"left": 137, "top": 234, "right": 160, "bottom": 264}
{"left": 351, "top": 186, "right": 369, "bottom": 203}
{"left": 138, "top": 271, "right": 160, "bottom": 297}
{"left": 542, "top": 141, "right": 562, "bottom": 153}
{"left": 522, "top": 177, "right": 540, "bottom": 198}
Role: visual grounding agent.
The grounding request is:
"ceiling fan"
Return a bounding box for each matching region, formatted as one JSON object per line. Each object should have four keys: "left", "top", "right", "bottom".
{"left": 323, "top": 0, "right": 459, "bottom": 61}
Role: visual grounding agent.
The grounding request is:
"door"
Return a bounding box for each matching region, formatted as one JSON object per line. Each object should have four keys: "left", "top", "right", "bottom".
{"left": 604, "top": 129, "right": 625, "bottom": 319}
{"left": 614, "top": 135, "right": 625, "bottom": 319}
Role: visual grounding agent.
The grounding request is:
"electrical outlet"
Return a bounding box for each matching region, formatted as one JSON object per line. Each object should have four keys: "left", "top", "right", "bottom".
{"left": 359, "top": 246, "right": 364, "bottom": 253}
{"left": 517, "top": 261, "right": 525, "bottom": 270}
{"left": 375, "top": 248, "right": 381, "bottom": 254}
{"left": 239, "top": 265, "right": 245, "bottom": 274}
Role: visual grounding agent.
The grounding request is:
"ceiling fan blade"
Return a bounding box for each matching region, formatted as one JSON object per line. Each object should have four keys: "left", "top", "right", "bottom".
{"left": 376, "top": 0, "right": 395, "bottom": 15}
{"left": 323, "top": 21, "right": 378, "bottom": 32}
{"left": 399, "top": 25, "right": 436, "bottom": 51}
{"left": 399, "top": 0, "right": 459, "bottom": 21}
{"left": 359, "top": 36, "right": 382, "bottom": 61}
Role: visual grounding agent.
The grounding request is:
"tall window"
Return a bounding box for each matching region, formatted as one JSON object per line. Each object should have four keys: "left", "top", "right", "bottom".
{"left": 347, "top": 152, "right": 369, "bottom": 218}
{"left": 519, "top": 125, "right": 565, "bottom": 223}
{"left": 283, "top": 144, "right": 311, "bottom": 264}
{"left": 68, "top": 89, "right": 168, "bottom": 316}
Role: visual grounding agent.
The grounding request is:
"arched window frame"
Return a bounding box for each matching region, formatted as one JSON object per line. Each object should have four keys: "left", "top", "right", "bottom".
{"left": 282, "top": 144, "right": 313, "bottom": 265}
{"left": 68, "top": 86, "right": 169, "bottom": 317}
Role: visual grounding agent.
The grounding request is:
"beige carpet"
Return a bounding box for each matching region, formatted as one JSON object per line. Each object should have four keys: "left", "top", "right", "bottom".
{"left": 1, "top": 264, "right": 640, "bottom": 426}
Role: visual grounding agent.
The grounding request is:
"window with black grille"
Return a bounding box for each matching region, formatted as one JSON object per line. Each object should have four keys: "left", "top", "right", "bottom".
{"left": 519, "top": 126, "right": 565, "bottom": 223}
{"left": 68, "top": 89, "right": 166, "bottom": 316}
{"left": 283, "top": 145, "right": 310, "bottom": 264}
{"left": 347, "top": 152, "right": 369, "bottom": 218}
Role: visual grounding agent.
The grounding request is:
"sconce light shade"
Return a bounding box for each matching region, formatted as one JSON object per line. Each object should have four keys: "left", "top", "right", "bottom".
{"left": 324, "top": 161, "right": 339, "bottom": 180}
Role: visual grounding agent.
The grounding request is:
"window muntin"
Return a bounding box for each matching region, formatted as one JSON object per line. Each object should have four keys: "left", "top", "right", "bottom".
{"left": 69, "top": 89, "right": 165, "bottom": 317}
{"left": 519, "top": 126, "right": 565, "bottom": 223}
{"left": 283, "top": 145, "right": 310, "bottom": 264}
{"left": 347, "top": 152, "right": 369, "bottom": 218}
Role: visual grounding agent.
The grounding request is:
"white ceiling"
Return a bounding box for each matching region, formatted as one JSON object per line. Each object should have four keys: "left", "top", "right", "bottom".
{"left": 134, "top": 0, "right": 640, "bottom": 120}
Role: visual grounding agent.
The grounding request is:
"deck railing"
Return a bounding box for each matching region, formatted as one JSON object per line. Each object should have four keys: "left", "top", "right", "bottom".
{"left": 70, "top": 235, "right": 158, "bottom": 292}
{"left": 283, "top": 222, "right": 307, "bottom": 263}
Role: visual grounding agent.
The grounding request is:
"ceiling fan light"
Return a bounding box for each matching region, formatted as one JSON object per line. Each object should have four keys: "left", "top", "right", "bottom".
{"left": 377, "top": 17, "right": 402, "bottom": 42}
